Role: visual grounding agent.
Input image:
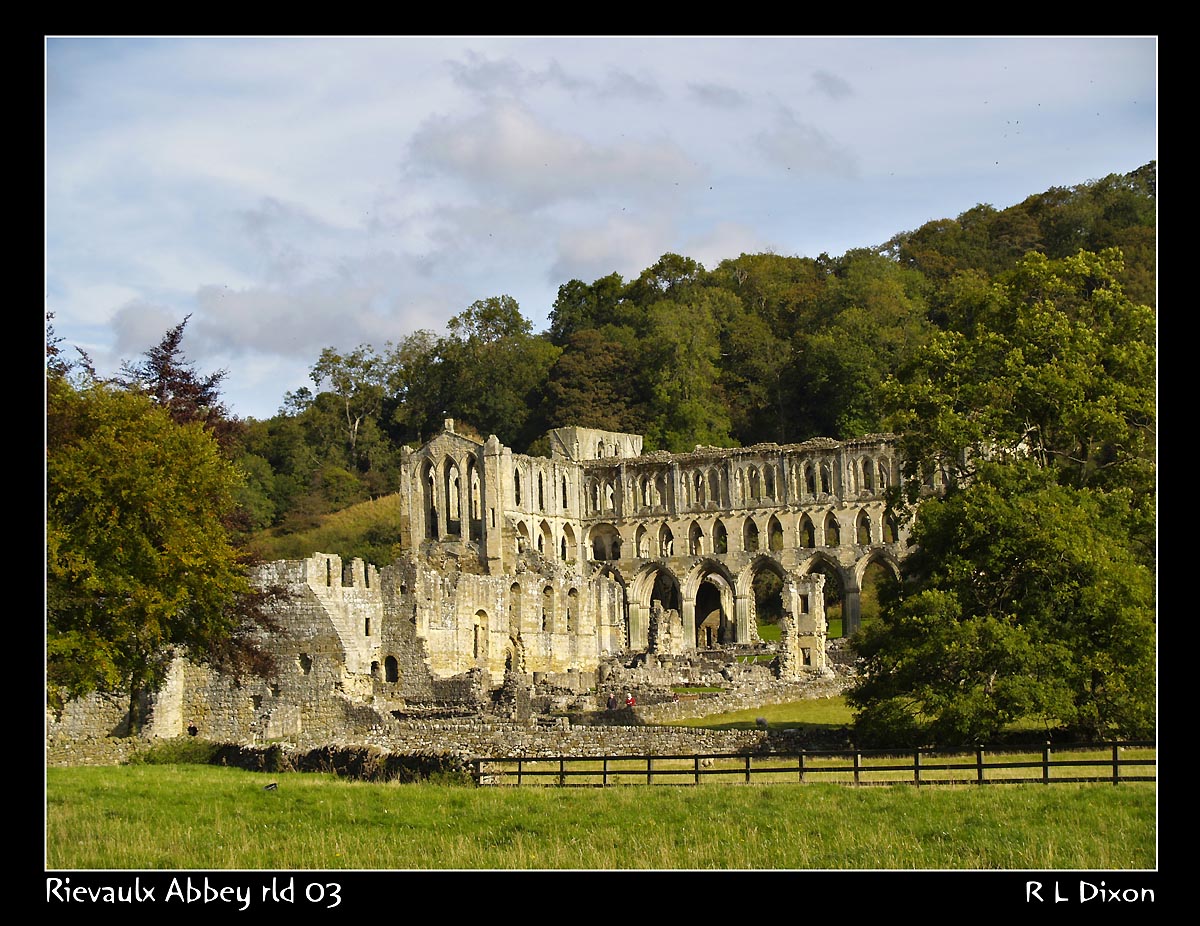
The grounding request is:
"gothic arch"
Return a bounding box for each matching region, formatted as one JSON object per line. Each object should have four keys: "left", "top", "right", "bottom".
{"left": 420, "top": 457, "right": 438, "bottom": 539}
{"left": 688, "top": 521, "right": 704, "bottom": 555}
{"left": 746, "top": 465, "right": 761, "bottom": 501}
{"left": 712, "top": 518, "right": 728, "bottom": 554}
{"left": 767, "top": 514, "right": 784, "bottom": 551}
{"left": 803, "top": 461, "right": 816, "bottom": 497}
{"left": 856, "top": 508, "right": 873, "bottom": 545}
{"left": 444, "top": 459, "right": 461, "bottom": 528}
{"left": 735, "top": 554, "right": 787, "bottom": 599}
{"left": 635, "top": 524, "right": 650, "bottom": 558}
{"left": 541, "top": 585, "right": 554, "bottom": 631}
{"left": 566, "top": 588, "right": 578, "bottom": 633}
{"left": 851, "top": 549, "right": 902, "bottom": 586}
{"left": 743, "top": 517, "right": 760, "bottom": 552}
{"left": 684, "top": 560, "right": 736, "bottom": 649}
{"left": 682, "top": 558, "right": 737, "bottom": 600}
{"left": 509, "top": 582, "right": 522, "bottom": 635}
{"left": 630, "top": 561, "right": 682, "bottom": 614}
{"left": 824, "top": 510, "right": 841, "bottom": 546}
{"left": 658, "top": 523, "right": 675, "bottom": 557}
{"left": 854, "top": 552, "right": 902, "bottom": 631}
{"left": 800, "top": 551, "right": 848, "bottom": 639}
{"left": 882, "top": 510, "right": 900, "bottom": 544}
{"left": 798, "top": 513, "right": 816, "bottom": 548}
{"left": 473, "top": 609, "right": 489, "bottom": 661}
{"left": 562, "top": 523, "right": 577, "bottom": 562}
{"left": 590, "top": 523, "right": 621, "bottom": 561}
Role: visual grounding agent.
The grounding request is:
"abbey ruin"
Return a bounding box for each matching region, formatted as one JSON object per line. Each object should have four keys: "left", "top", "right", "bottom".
{"left": 48, "top": 421, "right": 915, "bottom": 754}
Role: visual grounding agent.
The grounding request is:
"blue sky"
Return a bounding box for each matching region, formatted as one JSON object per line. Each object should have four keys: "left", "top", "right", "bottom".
{"left": 45, "top": 36, "right": 1157, "bottom": 421}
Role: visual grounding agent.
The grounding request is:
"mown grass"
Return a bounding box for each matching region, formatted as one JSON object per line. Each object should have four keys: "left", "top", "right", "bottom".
{"left": 669, "top": 695, "right": 854, "bottom": 732}
{"left": 670, "top": 695, "right": 1067, "bottom": 740}
{"left": 45, "top": 763, "right": 1155, "bottom": 870}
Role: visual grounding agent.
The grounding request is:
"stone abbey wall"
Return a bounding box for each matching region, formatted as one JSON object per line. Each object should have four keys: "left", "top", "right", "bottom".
{"left": 47, "top": 423, "right": 913, "bottom": 756}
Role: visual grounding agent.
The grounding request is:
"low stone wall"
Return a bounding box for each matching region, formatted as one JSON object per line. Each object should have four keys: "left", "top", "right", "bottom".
{"left": 46, "top": 650, "right": 857, "bottom": 769}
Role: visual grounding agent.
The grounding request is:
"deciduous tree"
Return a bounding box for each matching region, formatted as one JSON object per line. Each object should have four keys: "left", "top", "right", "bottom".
{"left": 46, "top": 376, "right": 280, "bottom": 731}
{"left": 849, "top": 462, "right": 1155, "bottom": 745}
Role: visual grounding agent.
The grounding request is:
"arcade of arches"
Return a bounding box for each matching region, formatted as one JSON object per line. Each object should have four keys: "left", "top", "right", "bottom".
{"left": 393, "top": 421, "right": 914, "bottom": 688}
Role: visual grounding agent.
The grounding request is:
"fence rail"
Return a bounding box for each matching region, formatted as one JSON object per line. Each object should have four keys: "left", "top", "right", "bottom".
{"left": 473, "top": 741, "right": 1155, "bottom": 788}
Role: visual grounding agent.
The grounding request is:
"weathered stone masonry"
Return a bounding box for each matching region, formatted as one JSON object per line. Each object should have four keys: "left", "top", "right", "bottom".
{"left": 47, "top": 423, "right": 914, "bottom": 755}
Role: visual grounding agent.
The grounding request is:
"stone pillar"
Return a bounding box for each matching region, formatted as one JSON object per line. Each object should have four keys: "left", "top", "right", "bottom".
{"left": 483, "top": 437, "right": 506, "bottom": 573}
{"left": 680, "top": 593, "right": 697, "bottom": 653}
{"left": 734, "top": 592, "right": 752, "bottom": 643}
{"left": 628, "top": 601, "right": 649, "bottom": 651}
{"left": 843, "top": 576, "right": 862, "bottom": 637}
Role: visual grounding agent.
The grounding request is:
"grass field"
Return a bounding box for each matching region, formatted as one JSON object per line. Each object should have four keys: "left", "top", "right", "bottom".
{"left": 45, "top": 762, "right": 1156, "bottom": 870}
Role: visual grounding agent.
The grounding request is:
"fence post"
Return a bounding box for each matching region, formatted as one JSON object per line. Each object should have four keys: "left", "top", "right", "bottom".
{"left": 745, "top": 755, "right": 751, "bottom": 784}
{"left": 603, "top": 757, "right": 609, "bottom": 788}
{"left": 694, "top": 755, "right": 700, "bottom": 786}
{"left": 517, "top": 759, "right": 523, "bottom": 787}
{"left": 799, "top": 750, "right": 805, "bottom": 784}
{"left": 914, "top": 749, "right": 921, "bottom": 787}
{"left": 1112, "top": 743, "right": 1120, "bottom": 786}
{"left": 1043, "top": 742, "right": 1051, "bottom": 784}
{"left": 854, "top": 751, "right": 861, "bottom": 785}
{"left": 647, "top": 757, "right": 653, "bottom": 785}
{"left": 559, "top": 757, "right": 566, "bottom": 787}
{"left": 977, "top": 746, "right": 984, "bottom": 784}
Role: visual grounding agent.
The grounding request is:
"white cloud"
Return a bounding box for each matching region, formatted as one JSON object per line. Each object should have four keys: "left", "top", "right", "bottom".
{"left": 755, "top": 107, "right": 859, "bottom": 179}
{"left": 45, "top": 36, "right": 1156, "bottom": 421}
{"left": 407, "top": 100, "right": 703, "bottom": 209}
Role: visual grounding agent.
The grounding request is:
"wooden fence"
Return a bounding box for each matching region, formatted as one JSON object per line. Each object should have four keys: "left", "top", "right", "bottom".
{"left": 473, "top": 741, "right": 1156, "bottom": 788}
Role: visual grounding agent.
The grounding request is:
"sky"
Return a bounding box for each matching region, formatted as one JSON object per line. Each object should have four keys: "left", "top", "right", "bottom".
{"left": 45, "top": 36, "right": 1158, "bottom": 422}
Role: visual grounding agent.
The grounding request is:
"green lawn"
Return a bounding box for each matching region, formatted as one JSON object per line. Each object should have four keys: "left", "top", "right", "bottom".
{"left": 46, "top": 763, "right": 1156, "bottom": 870}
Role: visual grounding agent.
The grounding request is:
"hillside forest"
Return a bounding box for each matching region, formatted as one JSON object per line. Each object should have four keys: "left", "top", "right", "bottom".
{"left": 47, "top": 161, "right": 1156, "bottom": 743}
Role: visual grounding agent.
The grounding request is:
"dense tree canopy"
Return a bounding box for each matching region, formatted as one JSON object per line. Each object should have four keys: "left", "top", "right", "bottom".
{"left": 848, "top": 462, "right": 1155, "bottom": 745}
{"left": 46, "top": 375, "right": 279, "bottom": 728}
{"left": 881, "top": 248, "right": 1156, "bottom": 528}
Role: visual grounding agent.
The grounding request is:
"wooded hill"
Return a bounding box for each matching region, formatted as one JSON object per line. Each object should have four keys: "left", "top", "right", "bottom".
{"left": 221, "top": 161, "right": 1154, "bottom": 566}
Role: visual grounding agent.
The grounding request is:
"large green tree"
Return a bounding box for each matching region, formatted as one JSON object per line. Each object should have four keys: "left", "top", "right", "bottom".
{"left": 309, "top": 343, "right": 401, "bottom": 468}
{"left": 640, "top": 289, "right": 734, "bottom": 452}
{"left": 438, "top": 296, "right": 562, "bottom": 450}
{"left": 848, "top": 462, "right": 1155, "bottom": 746}
{"left": 882, "top": 248, "right": 1155, "bottom": 521}
{"left": 47, "top": 375, "right": 279, "bottom": 730}
{"left": 854, "top": 242, "right": 1156, "bottom": 747}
